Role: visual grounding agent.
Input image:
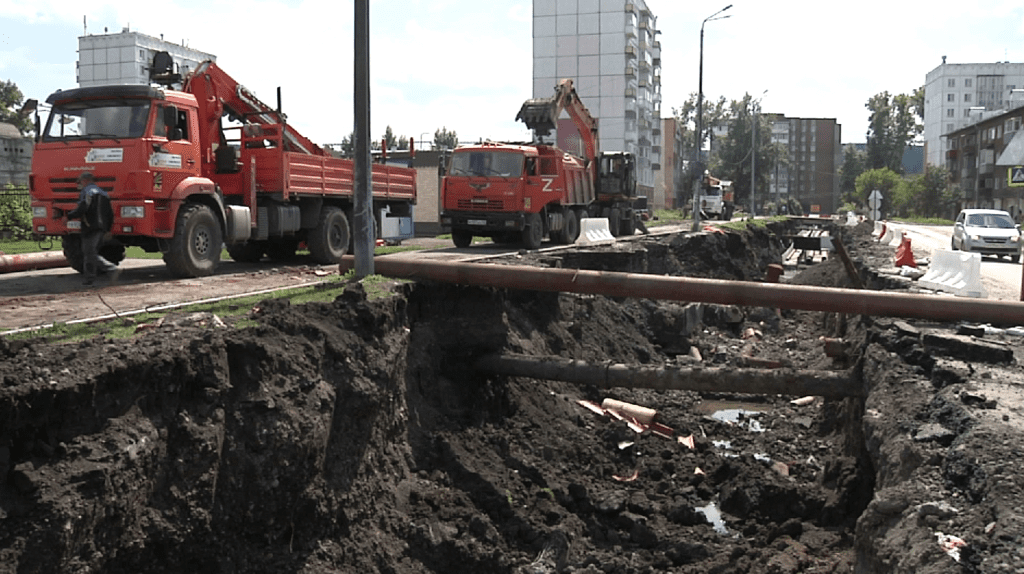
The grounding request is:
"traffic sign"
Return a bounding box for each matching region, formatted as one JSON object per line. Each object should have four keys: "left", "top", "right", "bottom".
{"left": 1009, "top": 166, "right": 1024, "bottom": 187}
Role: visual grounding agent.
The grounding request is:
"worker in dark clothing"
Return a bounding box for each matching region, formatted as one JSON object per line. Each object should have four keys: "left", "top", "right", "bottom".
{"left": 65, "top": 172, "right": 116, "bottom": 285}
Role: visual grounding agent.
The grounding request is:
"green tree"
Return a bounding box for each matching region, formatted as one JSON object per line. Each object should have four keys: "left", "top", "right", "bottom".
{"left": 865, "top": 91, "right": 920, "bottom": 173}
{"left": 672, "top": 93, "right": 728, "bottom": 177}
{"left": 0, "top": 80, "right": 33, "bottom": 135}
{"left": 839, "top": 146, "right": 867, "bottom": 204}
{"left": 903, "top": 166, "right": 956, "bottom": 219}
{"left": 397, "top": 135, "right": 409, "bottom": 151}
{"left": 382, "top": 125, "right": 397, "bottom": 150}
{"left": 855, "top": 168, "right": 902, "bottom": 217}
{"left": 434, "top": 127, "right": 458, "bottom": 150}
{"left": 708, "top": 93, "right": 783, "bottom": 211}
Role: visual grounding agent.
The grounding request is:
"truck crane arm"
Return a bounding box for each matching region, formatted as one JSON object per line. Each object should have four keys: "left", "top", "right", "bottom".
{"left": 515, "top": 78, "right": 598, "bottom": 165}
{"left": 185, "top": 61, "right": 325, "bottom": 156}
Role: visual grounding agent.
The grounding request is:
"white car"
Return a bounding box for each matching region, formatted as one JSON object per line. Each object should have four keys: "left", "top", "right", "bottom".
{"left": 951, "top": 209, "right": 1022, "bottom": 263}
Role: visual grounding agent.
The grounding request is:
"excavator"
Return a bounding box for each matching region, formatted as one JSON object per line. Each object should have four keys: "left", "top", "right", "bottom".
{"left": 440, "top": 79, "right": 643, "bottom": 249}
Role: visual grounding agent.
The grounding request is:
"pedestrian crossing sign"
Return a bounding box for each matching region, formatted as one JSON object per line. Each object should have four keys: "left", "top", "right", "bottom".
{"left": 1010, "top": 166, "right": 1024, "bottom": 187}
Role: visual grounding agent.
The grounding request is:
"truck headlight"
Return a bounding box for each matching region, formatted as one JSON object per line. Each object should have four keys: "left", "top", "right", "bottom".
{"left": 32, "top": 206, "right": 47, "bottom": 218}
{"left": 121, "top": 206, "right": 146, "bottom": 218}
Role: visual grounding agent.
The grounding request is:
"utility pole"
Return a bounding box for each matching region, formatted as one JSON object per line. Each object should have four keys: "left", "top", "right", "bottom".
{"left": 353, "top": 0, "right": 373, "bottom": 277}
{"left": 692, "top": 5, "right": 732, "bottom": 231}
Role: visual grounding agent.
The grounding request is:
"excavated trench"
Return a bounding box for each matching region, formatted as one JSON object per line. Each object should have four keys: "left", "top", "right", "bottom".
{"left": 2, "top": 220, "right": 1016, "bottom": 573}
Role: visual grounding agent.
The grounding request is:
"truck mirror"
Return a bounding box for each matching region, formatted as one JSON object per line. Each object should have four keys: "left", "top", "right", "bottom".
{"left": 163, "top": 106, "right": 178, "bottom": 132}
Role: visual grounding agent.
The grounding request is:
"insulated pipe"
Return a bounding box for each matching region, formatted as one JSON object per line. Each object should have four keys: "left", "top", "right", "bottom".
{"left": 341, "top": 257, "right": 1024, "bottom": 325}
{"left": 0, "top": 251, "right": 68, "bottom": 274}
{"left": 476, "top": 353, "right": 863, "bottom": 398}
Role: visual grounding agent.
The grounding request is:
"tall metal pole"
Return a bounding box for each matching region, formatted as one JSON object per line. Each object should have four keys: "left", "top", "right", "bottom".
{"left": 353, "top": 0, "right": 374, "bottom": 277}
{"left": 751, "top": 99, "right": 756, "bottom": 217}
{"left": 751, "top": 90, "right": 766, "bottom": 217}
{"left": 691, "top": 5, "right": 732, "bottom": 232}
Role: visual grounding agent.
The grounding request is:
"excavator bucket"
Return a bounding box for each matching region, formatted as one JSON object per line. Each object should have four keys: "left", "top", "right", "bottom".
{"left": 516, "top": 96, "right": 559, "bottom": 136}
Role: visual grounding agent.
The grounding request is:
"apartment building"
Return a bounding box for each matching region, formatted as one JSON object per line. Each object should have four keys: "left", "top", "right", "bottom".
{"left": 532, "top": 0, "right": 662, "bottom": 198}
{"left": 945, "top": 106, "right": 1024, "bottom": 219}
{"left": 923, "top": 59, "right": 1024, "bottom": 167}
{"left": 767, "top": 116, "right": 842, "bottom": 215}
{"left": 78, "top": 28, "right": 215, "bottom": 89}
{"left": 0, "top": 122, "right": 32, "bottom": 187}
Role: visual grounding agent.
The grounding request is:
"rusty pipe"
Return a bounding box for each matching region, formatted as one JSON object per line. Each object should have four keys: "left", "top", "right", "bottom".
{"left": 0, "top": 251, "right": 68, "bottom": 274}
{"left": 476, "top": 353, "right": 863, "bottom": 398}
{"left": 341, "top": 256, "right": 1024, "bottom": 325}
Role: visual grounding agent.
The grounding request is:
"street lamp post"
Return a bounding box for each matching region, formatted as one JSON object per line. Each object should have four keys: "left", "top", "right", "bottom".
{"left": 692, "top": 4, "right": 732, "bottom": 231}
{"left": 751, "top": 90, "right": 767, "bottom": 217}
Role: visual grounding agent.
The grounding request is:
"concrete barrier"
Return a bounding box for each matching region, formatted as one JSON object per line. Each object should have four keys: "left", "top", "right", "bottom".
{"left": 918, "top": 249, "right": 987, "bottom": 298}
{"left": 576, "top": 218, "right": 615, "bottom": 246}
{"left": 873, "top": 221, "right": 883, "bottom": 236}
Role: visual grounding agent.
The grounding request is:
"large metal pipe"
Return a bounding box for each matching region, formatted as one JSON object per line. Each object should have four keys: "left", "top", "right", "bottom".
{"left": 341, "top": 256, "right": 1024, "bottom": 325}
{"left": 477, "top": 353, "right": 863, "bottom": 398}
{"left": 0, "top": 251, "right": 68, "bottom": 274}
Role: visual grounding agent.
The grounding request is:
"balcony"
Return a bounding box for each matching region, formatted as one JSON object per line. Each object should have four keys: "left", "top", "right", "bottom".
{"left": 625, "top": 45, "right": 637, "bottom": 58}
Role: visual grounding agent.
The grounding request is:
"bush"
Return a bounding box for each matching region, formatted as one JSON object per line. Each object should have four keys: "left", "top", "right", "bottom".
{"left": 0, "top": 185, "right": 33, "bottom": 240}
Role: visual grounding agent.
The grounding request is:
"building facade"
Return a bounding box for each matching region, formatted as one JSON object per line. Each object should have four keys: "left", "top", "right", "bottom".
{"left": 532, "top": 0, "right": 662, "bottom": 197}
{"left": 78, "top": 29, "right": 215, "bottom": 89}
{"left": 923, "top": 59, "right": 1024, "bottom": 167}
{"left": 767, "top": 116, "right": 842, "bottom": 215}
{"left": 0, "top": 123, "right": 32, "bottom": 187}
{"left": 654, "top": 117, "right": 686, "bottom": 210}
{"left": 945, "top": 106, "right": 1024, "bottom": 220}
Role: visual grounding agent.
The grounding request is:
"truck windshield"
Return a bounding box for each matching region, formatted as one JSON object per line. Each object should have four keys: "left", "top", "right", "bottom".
{"left": 449, "top": 151, "right": 523, "bottom": 178}
{"left": 43, "top": 99, "right": 151, "bottom": 142}
{"left": 703, "top": 187, "right": 721, "bottom": 197}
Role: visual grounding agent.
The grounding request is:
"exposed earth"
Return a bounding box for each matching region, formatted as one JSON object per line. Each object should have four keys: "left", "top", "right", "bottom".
{"left": 2, "top": 219, "right": 1024, "bottom": 573}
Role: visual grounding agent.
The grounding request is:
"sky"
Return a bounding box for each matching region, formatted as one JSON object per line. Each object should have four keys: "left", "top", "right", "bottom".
{"left": 2, "top": 0, "right": 1024, "bottom": 148}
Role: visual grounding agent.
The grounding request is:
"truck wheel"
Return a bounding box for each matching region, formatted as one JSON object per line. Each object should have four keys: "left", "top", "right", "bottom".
{"left": 522, "top": 213, "right": 543, "bottom": 250}
{"left": 227, "top": 241, "right": 264, "bottom": 262}
{"left": 608, "top": 208, "right": 621, "bottom": 237}
{"left": 265, "top": 239, "right": 299, "bottom": 261}
{"left": 620, "top": 210, "right": 635, "bottom": 236}
{"left": 164, "top": 203, "right": 223, "bottom": 278}
{"left": 452, "top": 230, "right": 473, "bottom": 248}
{"left": 62, "top": 235, "right": 85, "bottom": 273}
{"left": 308, "top": 206, "right": 350, "bottom": 264}
{"left": 558, "top": 209, "right": 579, "bottom": 244}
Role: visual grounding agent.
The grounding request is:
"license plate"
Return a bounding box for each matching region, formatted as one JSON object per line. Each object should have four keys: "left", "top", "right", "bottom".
{"left": 67, "top": 220, "right": 81, "bottom": 230}
{"left": 468, "top": 219, "right": 487, "bottom": 226}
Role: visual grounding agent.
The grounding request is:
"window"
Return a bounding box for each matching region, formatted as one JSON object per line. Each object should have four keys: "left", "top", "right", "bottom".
{"left": 948, "top": 79, "right": 956, "bottom": 88}
{"left": 964, "top": 109, "right": 974, "bottom": 117}
{"left": 964, "top": 94, "right": 971, "bottom": 102}
{"left": 947, "top": 94, "right": 955, "bottom": 102}
{"left": 965, "top": 79, "right": 973, "bottom": 88}
{"left": 947, "top": 109, "right": 955, "bottom": 117}
{"left": 947, "top": 123, "right": 954, "bottom": 133}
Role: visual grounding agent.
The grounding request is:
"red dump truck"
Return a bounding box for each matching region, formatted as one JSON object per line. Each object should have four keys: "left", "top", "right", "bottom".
{"left": 29, "top": 52, "right": 416, "bottom": 277}
{"left": 439, "top": 78, "right": 640, "bottom": 250}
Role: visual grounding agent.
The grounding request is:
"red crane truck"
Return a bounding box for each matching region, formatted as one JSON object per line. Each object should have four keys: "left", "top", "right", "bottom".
{"left": 439, "top": 78, "right": 640, "bottom": 250}
{"left": 29, "top": 52, "right": 416, "bottom": 278}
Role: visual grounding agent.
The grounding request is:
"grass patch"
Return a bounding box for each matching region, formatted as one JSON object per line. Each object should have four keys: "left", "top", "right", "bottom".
{"left": 889, "top": 217, "right": 955, "bottom": 226}
{"left": 4, "top": 270, "right": 410, "bottom": 345}
{"left": 648, "top": 209, "right": 688, "bottom": 226}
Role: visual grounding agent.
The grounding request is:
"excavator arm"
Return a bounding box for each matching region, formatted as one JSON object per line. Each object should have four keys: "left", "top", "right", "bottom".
{"left": 516, "top": 79, "right": 598, "bottom": 165}
{"left": 185, "top": 61, "right": 325, "bottom": 156}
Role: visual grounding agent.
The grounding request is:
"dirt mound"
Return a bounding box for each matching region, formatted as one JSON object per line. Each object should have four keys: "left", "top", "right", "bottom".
{"left": 1, "top": 220, "right": 1021, "bottom": 573}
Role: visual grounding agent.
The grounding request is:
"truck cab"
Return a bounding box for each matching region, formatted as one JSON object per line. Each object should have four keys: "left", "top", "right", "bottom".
{"left": 30, "top": 85, "right": 219, "bottom": 271}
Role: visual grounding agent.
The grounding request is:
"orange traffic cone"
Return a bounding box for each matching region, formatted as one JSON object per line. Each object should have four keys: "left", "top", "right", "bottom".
{"left": 894, "top": 234, "right": 916, "bottom": 268}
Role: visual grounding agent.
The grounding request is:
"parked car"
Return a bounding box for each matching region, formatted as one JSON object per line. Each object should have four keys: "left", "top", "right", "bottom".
{"left": 951, "top": 209, "right": 1022, "bottom": 263}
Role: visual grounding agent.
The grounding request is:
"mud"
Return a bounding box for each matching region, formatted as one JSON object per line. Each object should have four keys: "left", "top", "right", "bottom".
{"left": 2, "top": 220, "right": 1023, "bottom": 573}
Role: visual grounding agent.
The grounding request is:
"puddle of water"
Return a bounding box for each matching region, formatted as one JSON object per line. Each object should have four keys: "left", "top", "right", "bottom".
{"left": 710, "top": 408, "right": 766, "bottom": 433}
{"left": 696, "top": 502, "right": 729, "bottom": 535}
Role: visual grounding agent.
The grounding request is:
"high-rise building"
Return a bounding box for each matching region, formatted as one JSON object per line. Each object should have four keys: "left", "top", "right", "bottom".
{"left": 923, "top": 59, "right": 1024, "bottom": 167}
{"left": 531, "top": 0, "right": 662, "bottom": 197}
{"left": 78, "top": 28, "right": 215, "bottom": 88}
{"left": 767, "top": 116, "right": 842, "bottom": 215}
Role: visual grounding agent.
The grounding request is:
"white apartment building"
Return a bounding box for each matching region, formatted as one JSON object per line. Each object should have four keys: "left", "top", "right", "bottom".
{"left": 78, "top": 28, "right": 215, "bottom": 89}
{"left": 532, "top": 0, "right": 662, "bottom": 196}
{"left": 923, "top": 59, "right": 1024, "bottom": 167}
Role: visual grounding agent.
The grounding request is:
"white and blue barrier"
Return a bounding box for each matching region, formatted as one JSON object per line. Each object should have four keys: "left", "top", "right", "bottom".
{"left": 918, "top": 249, "right": 987, "bottom": 298}
{"left": 576, "top": 218, "right": 615, "bottom": 246}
